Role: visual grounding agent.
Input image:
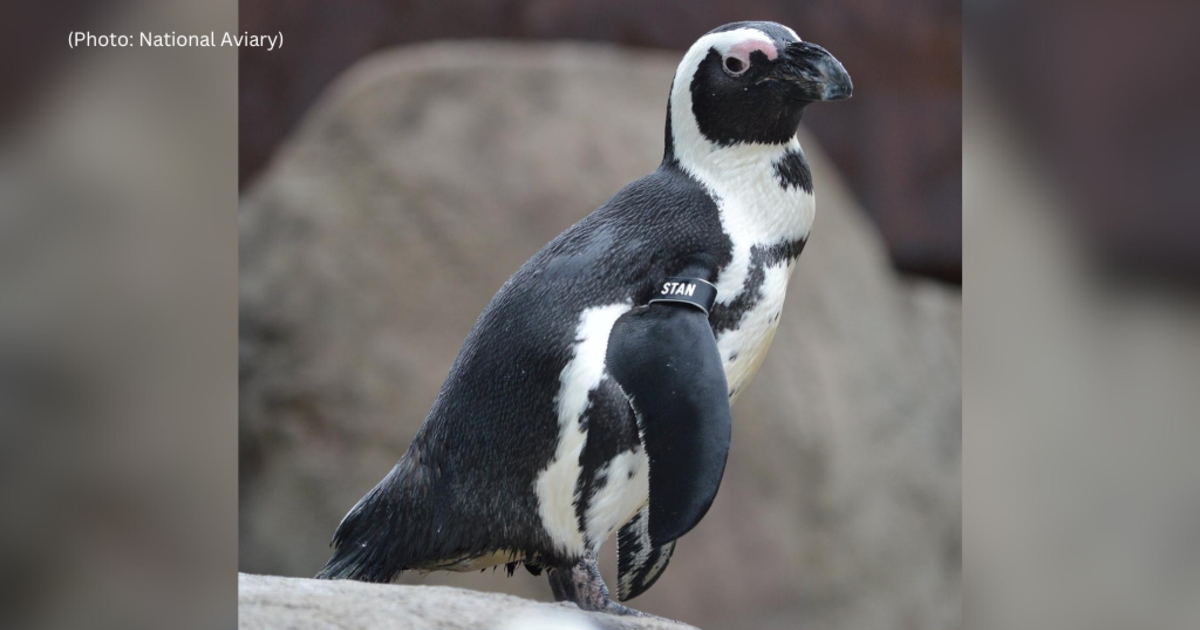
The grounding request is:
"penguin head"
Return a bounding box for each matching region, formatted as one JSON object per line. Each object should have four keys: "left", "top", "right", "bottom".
{"left": 667, "top": 21, "right": 852, "bottom": 159}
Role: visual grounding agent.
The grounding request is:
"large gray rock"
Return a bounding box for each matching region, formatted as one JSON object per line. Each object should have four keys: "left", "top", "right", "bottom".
{"left": 238, "top": 573, "right": 695, "bottom": 630}
{"left": 239, "top": 42, "right": 960, "bottom": 630}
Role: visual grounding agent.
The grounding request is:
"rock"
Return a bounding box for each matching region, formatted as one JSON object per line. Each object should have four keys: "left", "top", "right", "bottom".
{"left": 239, "top": 42, "right": 960, "bottom": 630}
{"left": 238, "top": 573, "right": 696, "bottom": 630}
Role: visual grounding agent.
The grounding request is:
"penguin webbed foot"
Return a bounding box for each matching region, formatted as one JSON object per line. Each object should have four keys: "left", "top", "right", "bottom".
{"left": 547, "top": 551, "right": 656, "bottom": 618}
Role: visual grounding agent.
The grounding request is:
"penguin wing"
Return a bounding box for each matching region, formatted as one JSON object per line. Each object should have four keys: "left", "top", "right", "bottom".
{"left": 606, "top": 302, "right": 732, "bottom": 546}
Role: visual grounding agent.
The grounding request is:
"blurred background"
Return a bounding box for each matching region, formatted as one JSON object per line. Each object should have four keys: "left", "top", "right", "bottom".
{"left": 0, "top": 2, "right": 237, "bottom": 630}
{"left": 965, "top": 2, "right": 1200, "bottom": 629}
{"left": 237, "top": 2, "right": 962, "bottom": 630}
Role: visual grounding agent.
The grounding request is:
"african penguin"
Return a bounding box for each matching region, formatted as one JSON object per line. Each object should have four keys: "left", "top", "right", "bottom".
{"left": 316, "top": 21, "right": 852, "bottom": 617}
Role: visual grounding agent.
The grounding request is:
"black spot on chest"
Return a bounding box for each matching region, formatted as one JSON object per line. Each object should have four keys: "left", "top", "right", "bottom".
{"left": 774, "top": 148, "right": 813, "bottom": 194}
{"left": 709, "top": 238, "right": 807, "bottom": 334}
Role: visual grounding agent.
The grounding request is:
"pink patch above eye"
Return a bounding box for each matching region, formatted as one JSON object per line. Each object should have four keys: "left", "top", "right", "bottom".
{"left": 728, "top": 38, "right": 778, "bottom": 62}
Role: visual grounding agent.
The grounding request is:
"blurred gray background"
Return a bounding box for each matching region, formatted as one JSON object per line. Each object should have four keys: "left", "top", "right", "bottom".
{"left": 965, "top": 2, "right": 1200, "bottom": 629}
{"left": 0, "top": 2, "right": 237, "bottom": 630}
{"left": 237, "top": 22, "right": 962, "bottom": 630}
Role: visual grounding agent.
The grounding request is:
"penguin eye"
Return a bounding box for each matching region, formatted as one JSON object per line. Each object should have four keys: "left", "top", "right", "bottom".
{"left": 723, "top": 56, "right": 747, "bottom": 75}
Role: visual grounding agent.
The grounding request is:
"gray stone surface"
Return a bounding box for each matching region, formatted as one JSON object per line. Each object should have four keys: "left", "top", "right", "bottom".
{"left": 239, "top": 42, "right": 960, "bottom": 630}
{"left": 239, "top": 573, "right": 695, "bottom": 630}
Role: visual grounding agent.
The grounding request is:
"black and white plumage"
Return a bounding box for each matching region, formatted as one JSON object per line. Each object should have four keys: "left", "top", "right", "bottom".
{"left": 317, "top": 21, "right": 852, "bottom": 616}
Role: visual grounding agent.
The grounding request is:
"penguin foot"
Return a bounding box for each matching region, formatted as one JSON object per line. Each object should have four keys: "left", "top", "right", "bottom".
{"left": 547, "top": 550, "right": 650, "bottom": 618}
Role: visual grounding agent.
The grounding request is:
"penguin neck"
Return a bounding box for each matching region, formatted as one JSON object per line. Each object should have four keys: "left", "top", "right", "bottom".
{"left": 663, "top": 103, "right": 815, "bottom": 246}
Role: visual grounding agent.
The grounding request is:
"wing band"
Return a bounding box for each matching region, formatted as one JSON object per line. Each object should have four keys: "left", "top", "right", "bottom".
{"left": 648, "top": 277, "right": 717, "bottom": 315}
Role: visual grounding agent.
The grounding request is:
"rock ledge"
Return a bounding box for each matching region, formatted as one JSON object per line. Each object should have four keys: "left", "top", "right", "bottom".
{"left": 238, "top": 573, "right": 697, "bottom": 630}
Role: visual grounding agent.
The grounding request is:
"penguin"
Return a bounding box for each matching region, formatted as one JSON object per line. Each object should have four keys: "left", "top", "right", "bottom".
{"left": 316, "top": 21, "right": 852, "bottom": 617}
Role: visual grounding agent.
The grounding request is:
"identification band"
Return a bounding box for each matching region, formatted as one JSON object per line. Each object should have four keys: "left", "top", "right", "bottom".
{"left": 648, "top": 277, "right": 718, "bottom": 315}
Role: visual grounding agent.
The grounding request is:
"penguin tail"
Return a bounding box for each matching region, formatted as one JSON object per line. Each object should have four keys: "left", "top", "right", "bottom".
{"left": 316, "top": 449, "right": 437, "bottom": 582}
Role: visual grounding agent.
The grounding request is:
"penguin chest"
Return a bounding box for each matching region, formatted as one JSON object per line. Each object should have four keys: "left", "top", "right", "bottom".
{"left": 698, "top": 142, "right": 813, "bottom": 403}
{"left": 714, "top": 258, "right": 796, "bottom": 403}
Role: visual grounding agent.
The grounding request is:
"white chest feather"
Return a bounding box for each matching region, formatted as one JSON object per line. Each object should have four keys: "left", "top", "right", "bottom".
{"left": 692, "top": 139, "right": 814, "bottom": 298}
{"left": 681, "top": 140, "right": 813, "bottom": 402}
{"left": 717, "top": 261, "right": 795, "bottom": 401}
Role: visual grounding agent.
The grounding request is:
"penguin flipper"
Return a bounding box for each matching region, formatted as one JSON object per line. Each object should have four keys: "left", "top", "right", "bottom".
{"left": 617, "top": 507, "right": 677, "bottom": 601}
{"left": 606, "top": 302, "right": 732, "bottom": 547}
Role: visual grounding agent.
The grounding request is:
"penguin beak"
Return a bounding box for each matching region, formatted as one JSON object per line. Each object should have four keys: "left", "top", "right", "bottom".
{"left": 775, "top": 41, "right": 853, "bottom": 102}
